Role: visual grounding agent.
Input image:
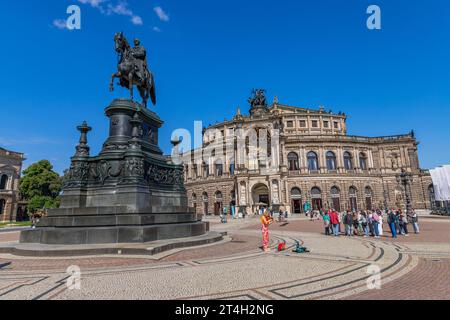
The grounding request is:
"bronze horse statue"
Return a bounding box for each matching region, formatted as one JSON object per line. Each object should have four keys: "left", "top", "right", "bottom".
{"left": 110, "top": 32, "right": 156, "bottom": 107}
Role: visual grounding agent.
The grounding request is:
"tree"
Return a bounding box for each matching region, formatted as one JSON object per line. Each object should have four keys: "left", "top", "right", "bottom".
{"left": 20, "top": 160, "right": 62, "bottom": 213}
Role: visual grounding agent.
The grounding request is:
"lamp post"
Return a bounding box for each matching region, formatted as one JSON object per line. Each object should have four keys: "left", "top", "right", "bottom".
{"left": 396, "top": 169, "right": 413, "bottom": 215}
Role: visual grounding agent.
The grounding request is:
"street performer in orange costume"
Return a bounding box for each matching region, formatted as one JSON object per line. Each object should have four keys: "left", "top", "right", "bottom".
{"left": 261, "top": 209, "right": 274, "bottom": 252}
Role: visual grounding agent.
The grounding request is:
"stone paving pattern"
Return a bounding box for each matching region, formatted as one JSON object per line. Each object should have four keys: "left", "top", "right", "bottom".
{"left": 0, "top": 215, "right": 449, "bottom": 300}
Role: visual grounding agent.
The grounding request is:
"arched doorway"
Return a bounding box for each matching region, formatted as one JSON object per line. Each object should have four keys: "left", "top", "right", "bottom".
{"left": 0, "top": 175, "right": 8, "bottom": 190}
{"left": 330, "top": 186, "right": 341, "bottom": 211}
{"left": 365, "top": 186, "right": 373, "bottom": 210}
{"left": 0, "top": 199, "right": 5, "bottom": 217}
{"left": 291, "top": 187, "right": 302, "bottom": 213}
{"left": 202, "top": 192, "right": 209, "bottom": 215}
{"left": 349, "top": 186, "right": 358, "bottom": 211}
{"left": 214, "top": 191, "right": 223, "bottom": 215}
{"left": 192, "top": 193, "right": 197, "bottom": 212}
{"left": 252, "top": 183, "right": 270, "bottom": 207}
{"left": 311, "top": 187, "right": 323, "bottom": 210}
{"left": 229, "top": 190, "right": 236, "bottom": 216}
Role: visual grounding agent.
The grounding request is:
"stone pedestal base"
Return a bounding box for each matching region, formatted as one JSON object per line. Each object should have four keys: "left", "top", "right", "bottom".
{"left": 18, "top": 99, "right": 215, "bottom": 250}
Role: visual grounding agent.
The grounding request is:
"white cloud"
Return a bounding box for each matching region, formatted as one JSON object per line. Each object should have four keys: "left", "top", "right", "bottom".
{"left": 76, "top": 0, "right": 143, "bottom": 25}
{"left": 154, "top": 6, "right": 169, "bottom": 22}
{"left": 78, "top": 0, "right": 106, "bottom": 8}
{"left": 152, "top": 26, "right": 161, "bottom": 32}
{"left": 107, "top": 1, "right": 133, "bottom": 16}
{"left": 131, "top": 15, "right": 143, "bottom": 26}
{"left": 52, "top": 19, "right": 68, "bottom": 30}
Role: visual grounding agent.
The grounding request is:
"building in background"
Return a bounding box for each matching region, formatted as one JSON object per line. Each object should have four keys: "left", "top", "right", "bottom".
{"left": 0, "top": 147, "right": 25, "bottom": 221}
{"left": 182, "top": 92, "right": 433, "bottom": 215}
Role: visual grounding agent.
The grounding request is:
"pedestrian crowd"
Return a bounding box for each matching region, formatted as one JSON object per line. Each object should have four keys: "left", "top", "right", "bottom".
{"left": 319, "top": 208, "right": 420, "bottom": 238}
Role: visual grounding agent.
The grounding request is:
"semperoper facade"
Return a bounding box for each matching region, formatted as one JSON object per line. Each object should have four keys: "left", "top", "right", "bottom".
{"left": 182, "top": 90, "right": 433, "bottom": 215}
{"left": 0, "top": 147, "right": 25, "bottom": 221}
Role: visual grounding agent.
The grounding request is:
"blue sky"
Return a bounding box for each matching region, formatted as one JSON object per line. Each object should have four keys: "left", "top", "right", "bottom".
{"left": 0, "top": 0, "right": 449, "bottom": 173}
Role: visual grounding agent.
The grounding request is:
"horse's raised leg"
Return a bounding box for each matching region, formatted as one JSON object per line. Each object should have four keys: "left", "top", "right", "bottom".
{"left": 128, "top": 72, "right": 134, "bottom": 101}
{"left": 109, "top": 73, "right": 117, "bottom": 92}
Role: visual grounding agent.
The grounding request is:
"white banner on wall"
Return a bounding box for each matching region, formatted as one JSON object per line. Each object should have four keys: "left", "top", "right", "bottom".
{"left": 430, "top": 166, "right": 450, "bottom": 201}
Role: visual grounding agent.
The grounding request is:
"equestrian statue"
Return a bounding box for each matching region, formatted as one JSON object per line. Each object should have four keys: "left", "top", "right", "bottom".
{"left": 110, "top": 32, "right": 156, "bottom": 107}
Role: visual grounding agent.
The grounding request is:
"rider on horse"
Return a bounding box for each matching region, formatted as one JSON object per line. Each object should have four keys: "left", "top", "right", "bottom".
{"left": 130, "top": 39, "right": 147, "bottom": 83}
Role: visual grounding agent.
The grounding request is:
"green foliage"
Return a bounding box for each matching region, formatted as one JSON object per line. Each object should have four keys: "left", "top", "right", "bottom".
{"left": 20, "top": 160, "right": 62, "bottom": 213}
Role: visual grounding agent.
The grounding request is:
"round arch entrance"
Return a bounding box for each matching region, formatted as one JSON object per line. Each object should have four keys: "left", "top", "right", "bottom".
{"left": 252, "top": 183, "right": 270, "bottom": 209}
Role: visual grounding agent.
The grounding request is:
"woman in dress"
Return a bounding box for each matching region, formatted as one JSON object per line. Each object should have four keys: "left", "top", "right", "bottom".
{"left": 261, "top": 209, "right": 274, "bottom": 252}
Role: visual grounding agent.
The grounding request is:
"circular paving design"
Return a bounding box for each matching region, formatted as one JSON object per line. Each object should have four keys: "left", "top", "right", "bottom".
{"left": 0, "top": 216, "right": 449, "bottom": 300}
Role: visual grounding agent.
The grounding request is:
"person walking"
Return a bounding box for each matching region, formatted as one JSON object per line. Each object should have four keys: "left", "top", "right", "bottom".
{"left": 387, "top": 210, "right": 397, "bottom": 238}
{"left": 411, "top": 209, "right": 420, "bottom": 234}
{"left": 261, "top": 209, "right": 274, "bottom": 252}
{"left": 400, "top": 212, "right": 409, "bottom": 236}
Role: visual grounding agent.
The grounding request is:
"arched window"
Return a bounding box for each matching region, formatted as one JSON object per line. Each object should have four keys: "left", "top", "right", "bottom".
{"left": 344, "top": 152, "right": 353, "bottom": 170}
{"left": 0, "top": 199, "right": 5, "bottom": 215}
{"left": 291, "top": 187, "right": 302, "bottom": 198}
{"left": 330, "top": 186, "right": 341, "bottom": 211}
{"left": 215, "top": 160, "right": 223, "bottom": 177}
{"left": 229, "top": 160, "right": 235, "bottom": 176}
{"left": 287, "top": 152, "right": 299, "bottom": 171}
{"left": 0, "top": 175, "right": 8, "bottom": 190}
{"left": 215, "top": 191, "right": 223, "bottom": 202}
{"left": 349, "top": 186, "right": 358, "bottom": 211}
{"left": 326, "top": 151, "right": 337, "bottom": 171}
{"left": 202, "top": 162, "right": 209, "bottom": 177}
{"left": 359, "top": 153, "right": 368, "bottom": 170}
{"left": 365, "top": 186, "right": 373, "bottom": 210}
{"left": 307, "top": 152, "right": 319, "bottom": 171}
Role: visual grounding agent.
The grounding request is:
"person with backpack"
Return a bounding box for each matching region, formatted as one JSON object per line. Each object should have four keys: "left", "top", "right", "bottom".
{"left": 387, "top": 209, "right": 397, "bottom": 238}
{"left": 343, "top": 211, "right": 353, "bottom": 236}
{"left": 323, "top": 210, "right": 331, "bottom": 235}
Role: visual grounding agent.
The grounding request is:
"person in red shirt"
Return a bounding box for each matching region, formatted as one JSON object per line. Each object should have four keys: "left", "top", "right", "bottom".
{"left": 329, "top": 210, "right": 340, "bottom": 236}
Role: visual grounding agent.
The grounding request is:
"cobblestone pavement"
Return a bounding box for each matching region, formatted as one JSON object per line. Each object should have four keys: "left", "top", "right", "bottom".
{"left": 0, "top": 216, "right": 449, "bottom": 300}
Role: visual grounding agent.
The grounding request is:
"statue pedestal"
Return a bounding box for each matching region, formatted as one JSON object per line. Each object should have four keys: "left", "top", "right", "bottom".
{"left": 18, "top": 99, "right": 221, "bottom": 251}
